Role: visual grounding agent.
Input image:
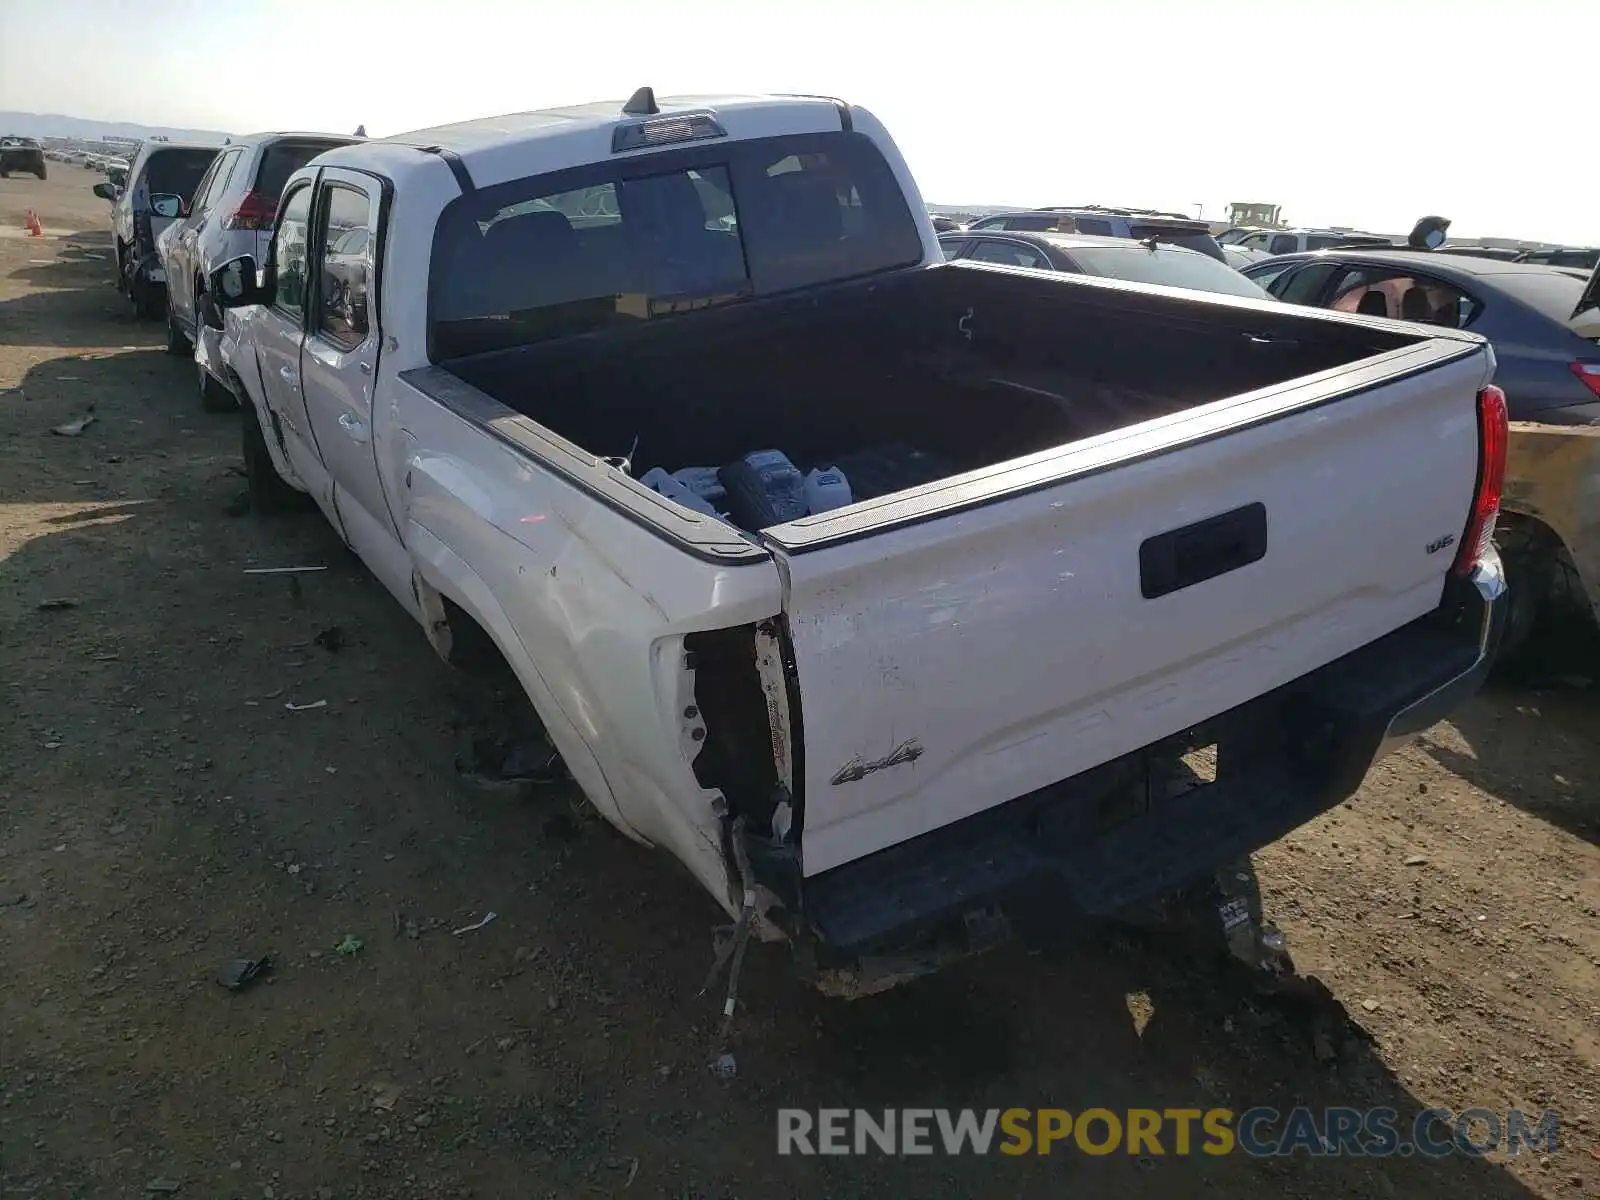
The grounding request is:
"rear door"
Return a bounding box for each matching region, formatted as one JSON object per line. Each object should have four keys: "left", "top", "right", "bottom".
{"left": 252, "top": 181, "right": 332, "bottom": 510}
{"left": 769, "top": 343, "right": 1492, "bottom": 875}
{"left": 300, "top": 169, "right": 397, "bottom": 555}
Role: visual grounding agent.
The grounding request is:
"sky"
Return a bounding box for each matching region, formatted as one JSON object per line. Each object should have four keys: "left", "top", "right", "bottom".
{"left": 2, "top": 0, "right": 1595, "bottom": 244}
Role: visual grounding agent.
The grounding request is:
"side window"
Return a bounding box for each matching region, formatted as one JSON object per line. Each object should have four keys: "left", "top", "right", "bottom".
{"left": 1008, "top": 213, "right": 1064, "bottom": 233}
{"left": 1240, "top": 232, "right": 1271, "bottom": 250}
{"left": 189, "top": 158, "right": 223, "bottom": 216}
{"left": 970, "top": 216, "right": 1007, "bottom": 231}
{"left": 272, "top": 184, "right": 314, "bottom": 318}
{"left": 195, "top": 149, "right": 241, "bottom": 215}
{"left": 939, "top": 239, "right": 970, "bottom": 261}
{"left": 313, "top": 184, "right": 374, "bottom": 349}
{"left": 1269, "top": 233, "right": 1299, "bottom": 255}
{"left": 1246, "top": 260, "right": 1300, "bottom": 295}
{"left": 1073, "top": 217, "right": 1114, "bottom": 236}
{"left": 969, "top": 240, "right": 1050, "bottom": 270}
{"left": 1277, "top": 261, "right": 1341, "bottom": 305}
{"left": 1327, "top": 270, "right": 1480, "bottom": 327}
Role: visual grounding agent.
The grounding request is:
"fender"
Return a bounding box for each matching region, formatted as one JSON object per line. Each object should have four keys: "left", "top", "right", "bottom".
{"left": 405, "top": 521, "right": 644, "bottom": 842}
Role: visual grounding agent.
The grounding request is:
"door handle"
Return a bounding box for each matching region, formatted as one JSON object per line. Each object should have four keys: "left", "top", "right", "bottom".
{"left": 338, "top": 412, "right": 370, "bottom": 444}
{"left": 279, "top": 366, "right": 299, "bottom": 386}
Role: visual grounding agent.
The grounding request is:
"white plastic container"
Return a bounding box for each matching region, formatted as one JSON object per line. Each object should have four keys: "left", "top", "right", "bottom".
{"left": 804, "top": 466, "right": 853, "bottom": 514}
{"left": 639, "top": 466, "right": 719, "bottom": 517}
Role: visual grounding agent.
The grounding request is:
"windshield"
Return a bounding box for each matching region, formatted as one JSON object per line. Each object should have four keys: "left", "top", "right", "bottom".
{"left": 144, "top": 149, "right": 220, "bottom": 201}
{"left": 429, "top": 131, "right": 924, "bottom": 359}
{"left": 1061, "top": 242, "right": 1271, "bottom": 300}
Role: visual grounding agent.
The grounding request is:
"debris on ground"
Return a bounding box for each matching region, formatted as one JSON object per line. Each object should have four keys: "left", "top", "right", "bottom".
{"left": 371, "top": 1081, "right": 404, "bottom": 1112}
{"left": 243, "top": 565, "right": 328, "bottom": 576}
{"left": 452, "top": 912, "right": 497, "bottom": 936}
{"left": 145, "top": 1179, "right": 182, "bottom": 1194}
{"left": 50, "top": 406, "right": 96, "bottom": 437}
{"left": 313, "top": 626, "right": 345, "bottom": 653}
{"left": 285, "top": 699, "right": 328, "bottom": 712}
{"left": 35, "top": 597, "right": 79, "bottom": 610}
{"left": 1403, "top": 855, "right": 1429, "bottom": 866}
{"left": 334, "top": 934, "right": 364, "bottom": 957}
{"left": 218, "top": 954, "right": 273, "bottom": 992}
{"left": 710, "top": 1052, "right": 737, "bottom": 1079}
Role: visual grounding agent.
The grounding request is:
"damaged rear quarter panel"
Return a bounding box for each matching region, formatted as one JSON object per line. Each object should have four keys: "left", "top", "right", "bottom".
{"left": 396, "top": 379, "right": 786, "bottom": 909}
{"left": 1504, "top": 421, "right": 1600, "bottom": 621}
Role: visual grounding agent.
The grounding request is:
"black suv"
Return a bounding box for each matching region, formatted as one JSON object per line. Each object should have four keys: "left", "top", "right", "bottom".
{"left": 0, "top": 136, "right": 47, "bottom": 180}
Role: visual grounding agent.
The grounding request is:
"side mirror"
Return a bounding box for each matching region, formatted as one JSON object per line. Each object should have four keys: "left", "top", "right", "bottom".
{"left": 150, "top": 193, "right": 185, "bottom": 219}
{"left": 108, "top": 168, "right": 128, "bottom": 188}
{"left": 210, "top": 255, "right": 272, "bottom": 308}
{"left": 92, "top": 182, "right": 116, "bottom": 202}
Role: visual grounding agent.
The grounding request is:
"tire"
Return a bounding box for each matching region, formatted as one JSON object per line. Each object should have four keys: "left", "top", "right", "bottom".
{"left": 199, "top": 360, "right": 237, "bottom": 413}
{"left": 241, "top": 397, "right": 304, "bottom": 514}
{"left": 164, "top": 297, "right": 190, "bottom": 356}
{"left": 130, "top": 273, "right": 160, "bottom": 320}
{"left": 1493, "top": 550, "right": 1543, "bottom": 672}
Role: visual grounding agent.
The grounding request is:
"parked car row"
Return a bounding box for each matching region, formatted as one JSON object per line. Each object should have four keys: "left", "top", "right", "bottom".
{"left": 87, "top": 133, "right": 356, "bottom": 358}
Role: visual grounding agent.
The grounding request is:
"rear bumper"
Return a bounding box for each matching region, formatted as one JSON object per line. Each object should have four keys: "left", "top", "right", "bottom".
{"left": 797, "top": 554, "right": 1504, "bottom": 958}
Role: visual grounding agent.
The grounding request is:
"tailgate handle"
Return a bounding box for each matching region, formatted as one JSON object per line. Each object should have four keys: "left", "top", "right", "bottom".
{"left": 1139, "top": 502, "right": 1267, "bottom": 599}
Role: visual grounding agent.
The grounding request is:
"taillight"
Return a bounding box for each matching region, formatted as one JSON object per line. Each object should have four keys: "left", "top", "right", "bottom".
{"left": 222, "top": 191, "right": 277, "bottom": 231}
{"left": 1452, "top": 383, "right": 1508, "bottom": 576}
{"left": 1570, "top": 361, "right": 1600, "bottom": 399}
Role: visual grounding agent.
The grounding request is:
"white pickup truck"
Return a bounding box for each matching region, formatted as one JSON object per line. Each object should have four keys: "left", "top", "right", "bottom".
{"left": 211, "top": 89, "right": 1507, "bottom": 994}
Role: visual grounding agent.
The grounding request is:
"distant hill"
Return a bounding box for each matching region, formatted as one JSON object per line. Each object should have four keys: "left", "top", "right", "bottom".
{"left": 0, "top": 111, "right": 232, "bottom": 143}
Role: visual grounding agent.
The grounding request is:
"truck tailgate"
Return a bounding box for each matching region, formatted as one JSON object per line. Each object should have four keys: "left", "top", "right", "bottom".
{"left": 769, "top": 344, "right": 1490, "bottom": 876}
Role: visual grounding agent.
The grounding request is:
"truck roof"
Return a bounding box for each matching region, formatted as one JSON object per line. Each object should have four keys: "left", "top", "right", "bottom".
{"left": 319, "top": 93, "right": 854, "bottom": 191}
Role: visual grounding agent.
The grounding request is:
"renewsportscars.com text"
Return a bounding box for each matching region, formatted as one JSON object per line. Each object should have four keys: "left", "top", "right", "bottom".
{"left": 777, "top": 1107, "right": 1560, "bottom": 1158}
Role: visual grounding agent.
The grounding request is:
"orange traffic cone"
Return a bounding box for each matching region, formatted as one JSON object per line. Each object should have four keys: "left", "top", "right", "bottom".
{"left": 24, "top": 209, "right": 44, "bottom": 237}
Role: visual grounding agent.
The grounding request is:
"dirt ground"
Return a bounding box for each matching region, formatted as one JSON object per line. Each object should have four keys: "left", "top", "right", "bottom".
{"left": 1, "top": 165, "right": 1597, "bottom": 1200}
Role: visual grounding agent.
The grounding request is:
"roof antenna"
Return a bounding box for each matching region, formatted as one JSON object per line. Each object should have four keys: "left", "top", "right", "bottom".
{"left": 622, "top": 87, "right": 660, "bottom": 116}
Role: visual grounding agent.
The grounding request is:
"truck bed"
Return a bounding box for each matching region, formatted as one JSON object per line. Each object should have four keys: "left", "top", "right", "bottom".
{"left": 422, "top": 261, "right": 1492, "bottom": 881}
{"left": 444, "top": 262, "right": 1419, "bottom": 525}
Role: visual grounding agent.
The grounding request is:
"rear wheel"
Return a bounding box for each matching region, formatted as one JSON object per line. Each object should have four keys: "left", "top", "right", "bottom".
{"left": 130, "top": 273, "right": 160, "bottom": 320}
{"left": 241, "top": 397, "right": 304, "bottom": 514}
{"left": 164, "top": 296, "right": 190, "bottom": 356}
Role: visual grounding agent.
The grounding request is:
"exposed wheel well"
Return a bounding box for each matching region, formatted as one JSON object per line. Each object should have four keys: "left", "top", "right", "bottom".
{"left": 1494, "top": 511, "right": 1594, "bottom": 670}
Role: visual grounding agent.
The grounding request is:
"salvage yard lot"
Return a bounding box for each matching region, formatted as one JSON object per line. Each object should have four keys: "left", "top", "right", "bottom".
{"left": 1, "top": 167, "right": 1598, "bottom": 1200}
